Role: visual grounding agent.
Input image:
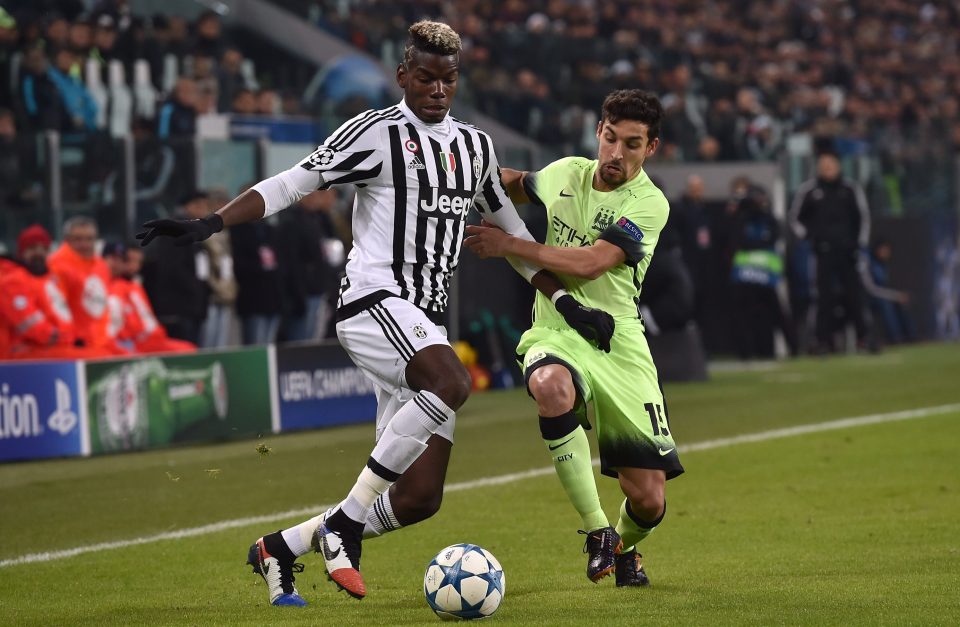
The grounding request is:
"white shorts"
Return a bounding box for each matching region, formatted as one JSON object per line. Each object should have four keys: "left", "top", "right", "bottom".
{"left": 335, "top": 294, "right": 456, "bottom": 443}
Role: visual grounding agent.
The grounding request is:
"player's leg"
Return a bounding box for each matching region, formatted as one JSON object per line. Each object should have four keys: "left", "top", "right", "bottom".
{"left": 317, "top": 308, "right": 468, "bottom": 599}
{"left": 613, "top": 467, "right": 666, "bottom": 587}
{"left": 248, "top": 298, "right": 464, "bottom": 603}
{"left": 525, "top": 348, "right": 619, "bottom": 583}
{"left": 589, "top": 327, "right": 683, "bottom": 587}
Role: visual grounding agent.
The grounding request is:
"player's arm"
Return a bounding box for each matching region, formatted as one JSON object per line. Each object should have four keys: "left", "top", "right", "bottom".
{"left": 473, "top": 144, "right": 615, "bottom": 350}
{"left": 499, "top": 167, "right": 531, "bottom": 205}
{"left": 466, "top": 230, "right": 626, "bottom": 280}
{"left": 136, "top": 166, "right": 319, "bottom": 247}
{"left": 138, "top": 113, "right": 383, "bottom": 247}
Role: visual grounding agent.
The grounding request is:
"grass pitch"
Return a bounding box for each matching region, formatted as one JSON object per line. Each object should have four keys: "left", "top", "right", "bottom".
{"left": 1, "top": 344, "right": 959, "bottom": 625}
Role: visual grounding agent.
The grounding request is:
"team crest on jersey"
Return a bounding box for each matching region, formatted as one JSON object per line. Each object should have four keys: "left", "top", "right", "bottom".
{"left": 592, "top": 207, "right": 615, "bottom": 231}
{"left": 306, "top": 146, "right": 336, "bottom": 168}
{"left": 412, "top": 323, "right": 427, "bottom": 339}
{"left": 439, "top": 152, "right": 457, "bottom": 173}
{"left": 472, "top": 153, "right": 482, "bottom": 179}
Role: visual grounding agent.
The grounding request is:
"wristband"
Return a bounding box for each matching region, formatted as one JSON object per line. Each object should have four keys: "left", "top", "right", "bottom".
{"left": 204, "top": 213, "right": 225, "bottom": 233}
{"left": 551, "top": 289, "right": 569, "bottom": 305}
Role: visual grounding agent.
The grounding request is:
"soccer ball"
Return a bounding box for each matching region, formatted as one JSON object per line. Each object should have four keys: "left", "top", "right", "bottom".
{"left": 423, "top": 543, "right": 505, "bottom": 620}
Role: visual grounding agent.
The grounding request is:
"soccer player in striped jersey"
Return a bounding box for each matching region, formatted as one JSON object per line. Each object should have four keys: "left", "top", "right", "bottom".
{"left": 137, "top": 21, "right": 614, "bottom": 606}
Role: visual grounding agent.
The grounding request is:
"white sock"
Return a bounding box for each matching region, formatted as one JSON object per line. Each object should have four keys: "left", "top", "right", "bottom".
{"left": 368, "top": 391, "right": 454, "bottom": 474}
{"left": 337, "top": 391, "right": 453, "bottom": 524}
{"left": 339, "top": 466, "right": 392, "bottom": 522}
{"left": 281, "top": 512, "right": 327, "bottom": 557}
{"left": 364, "top": 491, "right": 402, "bottom": 538}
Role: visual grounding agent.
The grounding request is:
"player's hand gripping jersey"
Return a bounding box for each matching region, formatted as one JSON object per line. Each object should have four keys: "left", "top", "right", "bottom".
{"left": 252, "top": 100, "right": 541, "bottom": 314}
{"left": 520, "top": 156, "right": 669, "bottom": 328}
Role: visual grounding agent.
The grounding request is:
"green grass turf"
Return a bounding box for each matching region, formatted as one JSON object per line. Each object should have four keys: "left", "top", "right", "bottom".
{"left": 1, "top": 343, "right": 958, "bottom": 625}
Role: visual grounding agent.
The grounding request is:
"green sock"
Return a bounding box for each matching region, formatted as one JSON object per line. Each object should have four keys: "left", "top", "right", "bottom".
{"left": 540, "top": 412, "right": 608, "bottom": 531}
{"left": 616, "top": 498, "right": 665, "bottom": 552}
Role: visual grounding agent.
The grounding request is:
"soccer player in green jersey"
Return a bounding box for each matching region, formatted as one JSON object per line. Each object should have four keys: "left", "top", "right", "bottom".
{"left": 464, "top": 89, "right": 683, "bottom": 587}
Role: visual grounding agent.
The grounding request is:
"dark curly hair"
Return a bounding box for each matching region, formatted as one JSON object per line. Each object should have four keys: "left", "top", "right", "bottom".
{"left": 601, "top": 89, "right": 663, "bottom": 141}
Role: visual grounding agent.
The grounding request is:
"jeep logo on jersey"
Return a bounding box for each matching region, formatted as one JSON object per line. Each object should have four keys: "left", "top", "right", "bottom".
{"left": 420, "top": 188, "right": 473, "bottom": 217}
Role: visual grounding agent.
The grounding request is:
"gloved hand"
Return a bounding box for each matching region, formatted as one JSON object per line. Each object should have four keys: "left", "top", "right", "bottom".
{"left": 137, "top": 213, "right": 224, "bottom": 247}
{"left": 555, "top": 294, "right": 615, "bottom": 352}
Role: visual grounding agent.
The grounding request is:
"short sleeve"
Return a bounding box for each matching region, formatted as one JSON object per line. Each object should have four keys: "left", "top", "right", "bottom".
{"left": 598, "top": 193, "right": 669, "bottom": 267}
{"left": 522, "top": 156, "right": 581, "bottom": 207}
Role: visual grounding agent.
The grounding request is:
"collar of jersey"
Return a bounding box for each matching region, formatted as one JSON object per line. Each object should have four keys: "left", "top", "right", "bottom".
{"left": 398, "top": 99, "right": 452, "bottom": 134}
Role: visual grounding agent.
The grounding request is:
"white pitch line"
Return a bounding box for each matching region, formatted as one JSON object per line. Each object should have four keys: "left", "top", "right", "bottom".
{"left": 2, "top": 402, "right": 958, "bottom": 569}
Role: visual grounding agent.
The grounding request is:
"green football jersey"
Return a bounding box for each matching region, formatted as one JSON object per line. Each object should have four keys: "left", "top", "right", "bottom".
{"left": 524, "top": 156, "right": 669, "bottom": 326}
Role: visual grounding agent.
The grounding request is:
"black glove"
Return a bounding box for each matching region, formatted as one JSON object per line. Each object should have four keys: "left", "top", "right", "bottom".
{"left": 136, "top": 213, "right": 224, "bottom": 247}
{"left": 555, "top": 294, "right": 615, "bottom": 352}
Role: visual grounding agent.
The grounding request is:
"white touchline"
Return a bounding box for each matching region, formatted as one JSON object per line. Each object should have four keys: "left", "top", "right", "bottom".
{"left": 2, "top": 402, "right": 958, "bottom": 569}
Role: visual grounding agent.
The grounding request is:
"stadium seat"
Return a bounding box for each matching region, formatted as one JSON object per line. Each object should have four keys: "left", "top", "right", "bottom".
{"left": 107, "top": 60, "right": 132, "bottom": 138}
{"left": 85, "top": 58, "right": 108, "bottom": 130}
{"left": 133, "top": 59, "right": 157, "bottom": 120}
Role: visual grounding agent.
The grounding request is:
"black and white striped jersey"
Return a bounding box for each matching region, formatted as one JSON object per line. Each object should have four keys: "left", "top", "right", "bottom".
{"left": 252, "top": 99, "right": 536, "bottom": 314}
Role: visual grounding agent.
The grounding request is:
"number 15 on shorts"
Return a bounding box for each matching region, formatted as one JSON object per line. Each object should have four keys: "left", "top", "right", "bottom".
{"left": 644, "top": 402, "right": 670, "bottom": 437}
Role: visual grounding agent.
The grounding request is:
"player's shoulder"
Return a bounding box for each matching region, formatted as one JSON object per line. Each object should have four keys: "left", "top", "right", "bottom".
{"left": 621, "top": 173, "right": 669, "bottom": 213}
{"left": 544, "top": 156, "right": 594, "bottom": 173}
{"left": 323, "top": 104, "right": 405, "bottom": 149}
{"left": 535, "top": 157, "right": 594, "bottom": 185}
{"left": 449, "top": 115, "right": 484, "bottom": 133}
{"left": 449, "top": 116, "right": 495, "bottom": 147}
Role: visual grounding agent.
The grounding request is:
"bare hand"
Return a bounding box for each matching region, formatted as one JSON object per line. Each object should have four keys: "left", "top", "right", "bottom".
{"left": 464, "top": 224, "right": 513, "bottom": 259}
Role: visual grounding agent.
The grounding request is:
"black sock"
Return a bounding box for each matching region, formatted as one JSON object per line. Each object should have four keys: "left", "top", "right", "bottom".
{"left": 538, "top": 410, "right": 580, "bottom": 440}
{"left": 263, "top": 529, "right": 296, "bottom": 563}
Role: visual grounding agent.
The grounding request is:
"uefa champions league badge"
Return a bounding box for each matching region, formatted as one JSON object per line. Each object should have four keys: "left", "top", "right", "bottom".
{"left": 308, "top": 146, "right": 336, "bottom": 167}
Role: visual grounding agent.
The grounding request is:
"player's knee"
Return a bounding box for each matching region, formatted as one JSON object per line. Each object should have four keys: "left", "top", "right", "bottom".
{"left": 528, "top": 368, "right": 575, "bottom": 415}
{"left": 425, "top": 366, "right": 470, "bottom": 410}
{"left": 625, "top": 488, "right": 664, "bottom": 522}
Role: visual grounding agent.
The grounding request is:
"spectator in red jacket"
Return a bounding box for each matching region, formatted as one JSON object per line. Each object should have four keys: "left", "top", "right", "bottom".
{"left": 102, "top": 241, "right": 196, "bottom": 354}
{"left": 0, "top": 224, "right": 113, "bottom": 360}
{"left": 46, "top": 216, "right": 124, "bottom": 353}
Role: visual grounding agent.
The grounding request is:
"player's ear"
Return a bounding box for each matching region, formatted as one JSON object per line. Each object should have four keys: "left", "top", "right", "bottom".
{"left": 646, "top": 137, "right": 659, "bottom": 157}
{"left": 397, "top": 63, "right": 408, "bottom": 89}
{"left": 595, "top": 120, "right": 604, "bottom": 138}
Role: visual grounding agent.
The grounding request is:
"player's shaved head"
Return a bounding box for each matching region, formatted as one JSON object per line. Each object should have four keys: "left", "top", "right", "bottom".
{"left": 601, "top": 90, "right": 663, "bottom": 141}
{"left": 403, "top": 21, "right": 462, "bottom": 67}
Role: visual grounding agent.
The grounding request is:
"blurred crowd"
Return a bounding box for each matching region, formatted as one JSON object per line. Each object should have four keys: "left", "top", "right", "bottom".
{"left": 0, "top": 1, "right": 943, "bottom": 360}
{"left": 640, "top": 153, "right": 915, "bottom": 360}
{"left": 0, "top": 0, "right": 303, "bottom": 142}
{"left": 0, "top": 187, "right": 351, "bottom": 360}
{"left": 310, "top": 0, "right": 960, "bottom": 164}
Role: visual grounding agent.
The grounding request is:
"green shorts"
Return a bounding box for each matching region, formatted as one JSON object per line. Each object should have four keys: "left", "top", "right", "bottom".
{"left": 518, "top": 320, "right": 684, "bottom": 479}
